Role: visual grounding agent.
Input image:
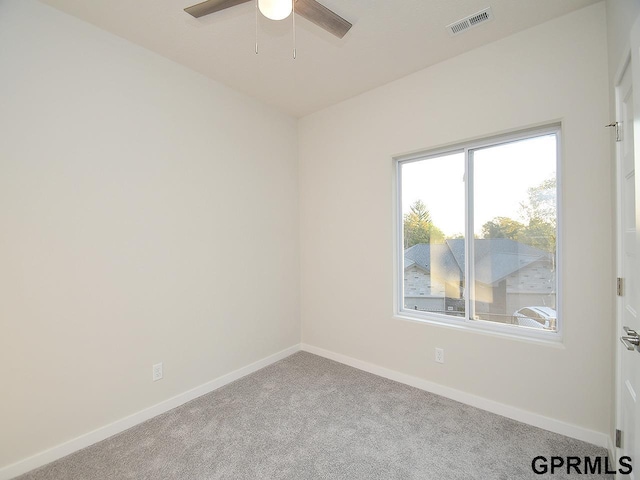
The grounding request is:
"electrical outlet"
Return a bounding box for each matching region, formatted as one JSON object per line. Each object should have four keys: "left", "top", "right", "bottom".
{"left": 152, "top": 362, "right": 163, "bottom": 382}
{"left": 435, "top": 348, "right": 444, "bottom": 364}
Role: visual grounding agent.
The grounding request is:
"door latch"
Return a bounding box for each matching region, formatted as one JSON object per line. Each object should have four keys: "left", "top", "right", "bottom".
{"left": 621, "top": 326, "right": 640, "bottom": 351}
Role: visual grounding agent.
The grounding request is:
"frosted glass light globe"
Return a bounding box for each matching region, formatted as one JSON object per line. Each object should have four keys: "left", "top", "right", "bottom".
{"left": 258, "top": 0, "right": 292, "bottom": 20}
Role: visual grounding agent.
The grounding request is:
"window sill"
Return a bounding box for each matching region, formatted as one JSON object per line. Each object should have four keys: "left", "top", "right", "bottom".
{"left": 393, "top": 311, "right": 565, "bottom": 348}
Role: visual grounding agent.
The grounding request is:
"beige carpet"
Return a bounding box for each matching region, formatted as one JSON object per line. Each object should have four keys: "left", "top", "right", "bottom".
{"left": 17, "top": 352, "right": 611, "bottom": 479}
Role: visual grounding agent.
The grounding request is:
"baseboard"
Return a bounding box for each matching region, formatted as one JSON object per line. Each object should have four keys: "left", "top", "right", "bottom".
{"left": 0, "top": 344, "right": 301, "bottom": 480}
{"left": 3, "top": 342, "right": 609, "bottom": 479}
{"left": 301, "top": 343, "right": 609, "bottom": 449}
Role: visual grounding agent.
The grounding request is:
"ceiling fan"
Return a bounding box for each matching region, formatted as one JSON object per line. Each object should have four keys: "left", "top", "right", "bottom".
{"left": 184, "top": 0, "right": 352, "bottom": 39}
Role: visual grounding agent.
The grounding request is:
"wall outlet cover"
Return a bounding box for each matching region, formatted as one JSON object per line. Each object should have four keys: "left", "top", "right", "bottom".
{"left": 152, "top": 363, "right": 163, "bottom": 382}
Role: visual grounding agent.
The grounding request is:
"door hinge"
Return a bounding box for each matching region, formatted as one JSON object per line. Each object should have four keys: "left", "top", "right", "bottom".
{"left": 606, "top": 122, "right": 622, "bottom": 142}
{"left": 616, "top": 429, "right": 622, "bottom": 448}
{"left": 618, "top": 277, "right": 624, "bottom": 296}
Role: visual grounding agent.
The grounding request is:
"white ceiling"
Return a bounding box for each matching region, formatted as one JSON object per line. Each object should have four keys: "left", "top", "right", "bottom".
{"left": 39, "top": 0, "right": 601, "bottom": 117}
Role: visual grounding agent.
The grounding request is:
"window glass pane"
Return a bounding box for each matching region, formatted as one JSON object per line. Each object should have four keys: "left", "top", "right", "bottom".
{"left": 471, "top": 134, "right": 557, "bottom": 331}
{"left": 401, "top": 152, "right": 465, "bottom": 318}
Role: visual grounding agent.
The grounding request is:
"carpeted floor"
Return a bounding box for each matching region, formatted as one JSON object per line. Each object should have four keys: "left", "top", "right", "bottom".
{"left": 17, "top": 352, "right": 611, "bottom": 479}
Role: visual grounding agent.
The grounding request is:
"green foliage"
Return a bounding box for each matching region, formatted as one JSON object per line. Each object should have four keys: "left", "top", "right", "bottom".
{"left": 516, "top": 217, "right": 556, "bottom": 253}
{"left": 403, "top": 200, "right": 445, "bottom": 248}
{"left": 405, "top": 178, "right": 557, "bottom": 252}
{"left": 481, "top": 177, "right": 556, "bottom": 253}
{"left": 520, "top": 178, "right": 556, "bottom": 227}
{"left": 518, "top": 177, "right": 556, "bottom": 252}
{"left": 481, "top": 217, "right": 525, "bottom": 240}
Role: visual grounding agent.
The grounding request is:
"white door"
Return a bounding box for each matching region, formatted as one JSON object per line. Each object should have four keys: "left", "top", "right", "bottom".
{"left": 617, "top": 17, "right": 640, "bottom": 476}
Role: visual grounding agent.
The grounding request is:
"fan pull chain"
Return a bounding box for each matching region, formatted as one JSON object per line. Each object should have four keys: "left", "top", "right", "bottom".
{"left": 292, "top": 0, "right": 296, "bottom": 59}
{"left": 255, "top": 0, "right": 259, "bottom": 54}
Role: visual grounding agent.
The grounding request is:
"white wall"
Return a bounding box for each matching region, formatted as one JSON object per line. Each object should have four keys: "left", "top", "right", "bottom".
{"left": 299, "top": 3, "right": 612, "bottom": 436}
{"left": 0, "top": 0, "right": 299, "bottom": 469}
{"left": 606, "top": 0, "right": 640, "bottom": 79}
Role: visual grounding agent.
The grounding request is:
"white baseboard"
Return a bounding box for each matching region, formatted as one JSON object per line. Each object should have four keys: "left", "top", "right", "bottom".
{"left": 301, "top": 343, "right": 610, "bottom": 449}
{"left": 3, "top": 342, "right": 610, "bottom": 479}
{"left": 0, "top": 344, "right": 301, "bottom": 480}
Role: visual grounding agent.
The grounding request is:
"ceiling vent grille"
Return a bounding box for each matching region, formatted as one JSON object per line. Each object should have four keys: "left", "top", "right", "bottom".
{"left": 447, "top": 7, "right": 493, "bottom": 36}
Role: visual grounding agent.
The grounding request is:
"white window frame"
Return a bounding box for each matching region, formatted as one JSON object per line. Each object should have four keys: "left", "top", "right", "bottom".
{"left": 394, "top": 124, "right": 562, "bottom": 343}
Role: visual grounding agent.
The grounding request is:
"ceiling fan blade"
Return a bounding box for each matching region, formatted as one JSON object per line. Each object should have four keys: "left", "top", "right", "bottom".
{"left": 185, "top": 0, "right": 352, "bottom": 39}
{"left": 185, "top": 0, "right": 251, "bottom": 18}
{"left": 295, "top": 0, "right": 352, "bottom": 38}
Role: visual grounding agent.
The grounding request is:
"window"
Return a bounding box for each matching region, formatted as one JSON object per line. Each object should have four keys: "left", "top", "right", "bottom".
{"left": 396, "top": 125, "right": 560, "bottom": 338}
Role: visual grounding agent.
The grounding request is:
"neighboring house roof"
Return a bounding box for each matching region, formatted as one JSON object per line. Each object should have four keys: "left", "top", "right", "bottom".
{"left": 404, "top": 242, "right": 460, "bottom": 282}
{"left": 404, "top": 239, "right": 552, "bottom": 286}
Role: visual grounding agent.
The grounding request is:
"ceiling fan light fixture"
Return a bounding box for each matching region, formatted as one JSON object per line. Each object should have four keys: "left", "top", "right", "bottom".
{"left": 258, "top": 0, "right": 292, "bottom": 20}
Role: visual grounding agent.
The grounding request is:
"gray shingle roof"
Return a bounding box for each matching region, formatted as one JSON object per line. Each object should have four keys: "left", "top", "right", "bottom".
{"left": 404, "top": 239, "right": 552, "bottom": 286}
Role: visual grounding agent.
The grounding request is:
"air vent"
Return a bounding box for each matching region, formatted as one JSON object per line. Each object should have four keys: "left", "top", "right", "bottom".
{"left": 447, "top": 7, "right": 493, "bottom": 36}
